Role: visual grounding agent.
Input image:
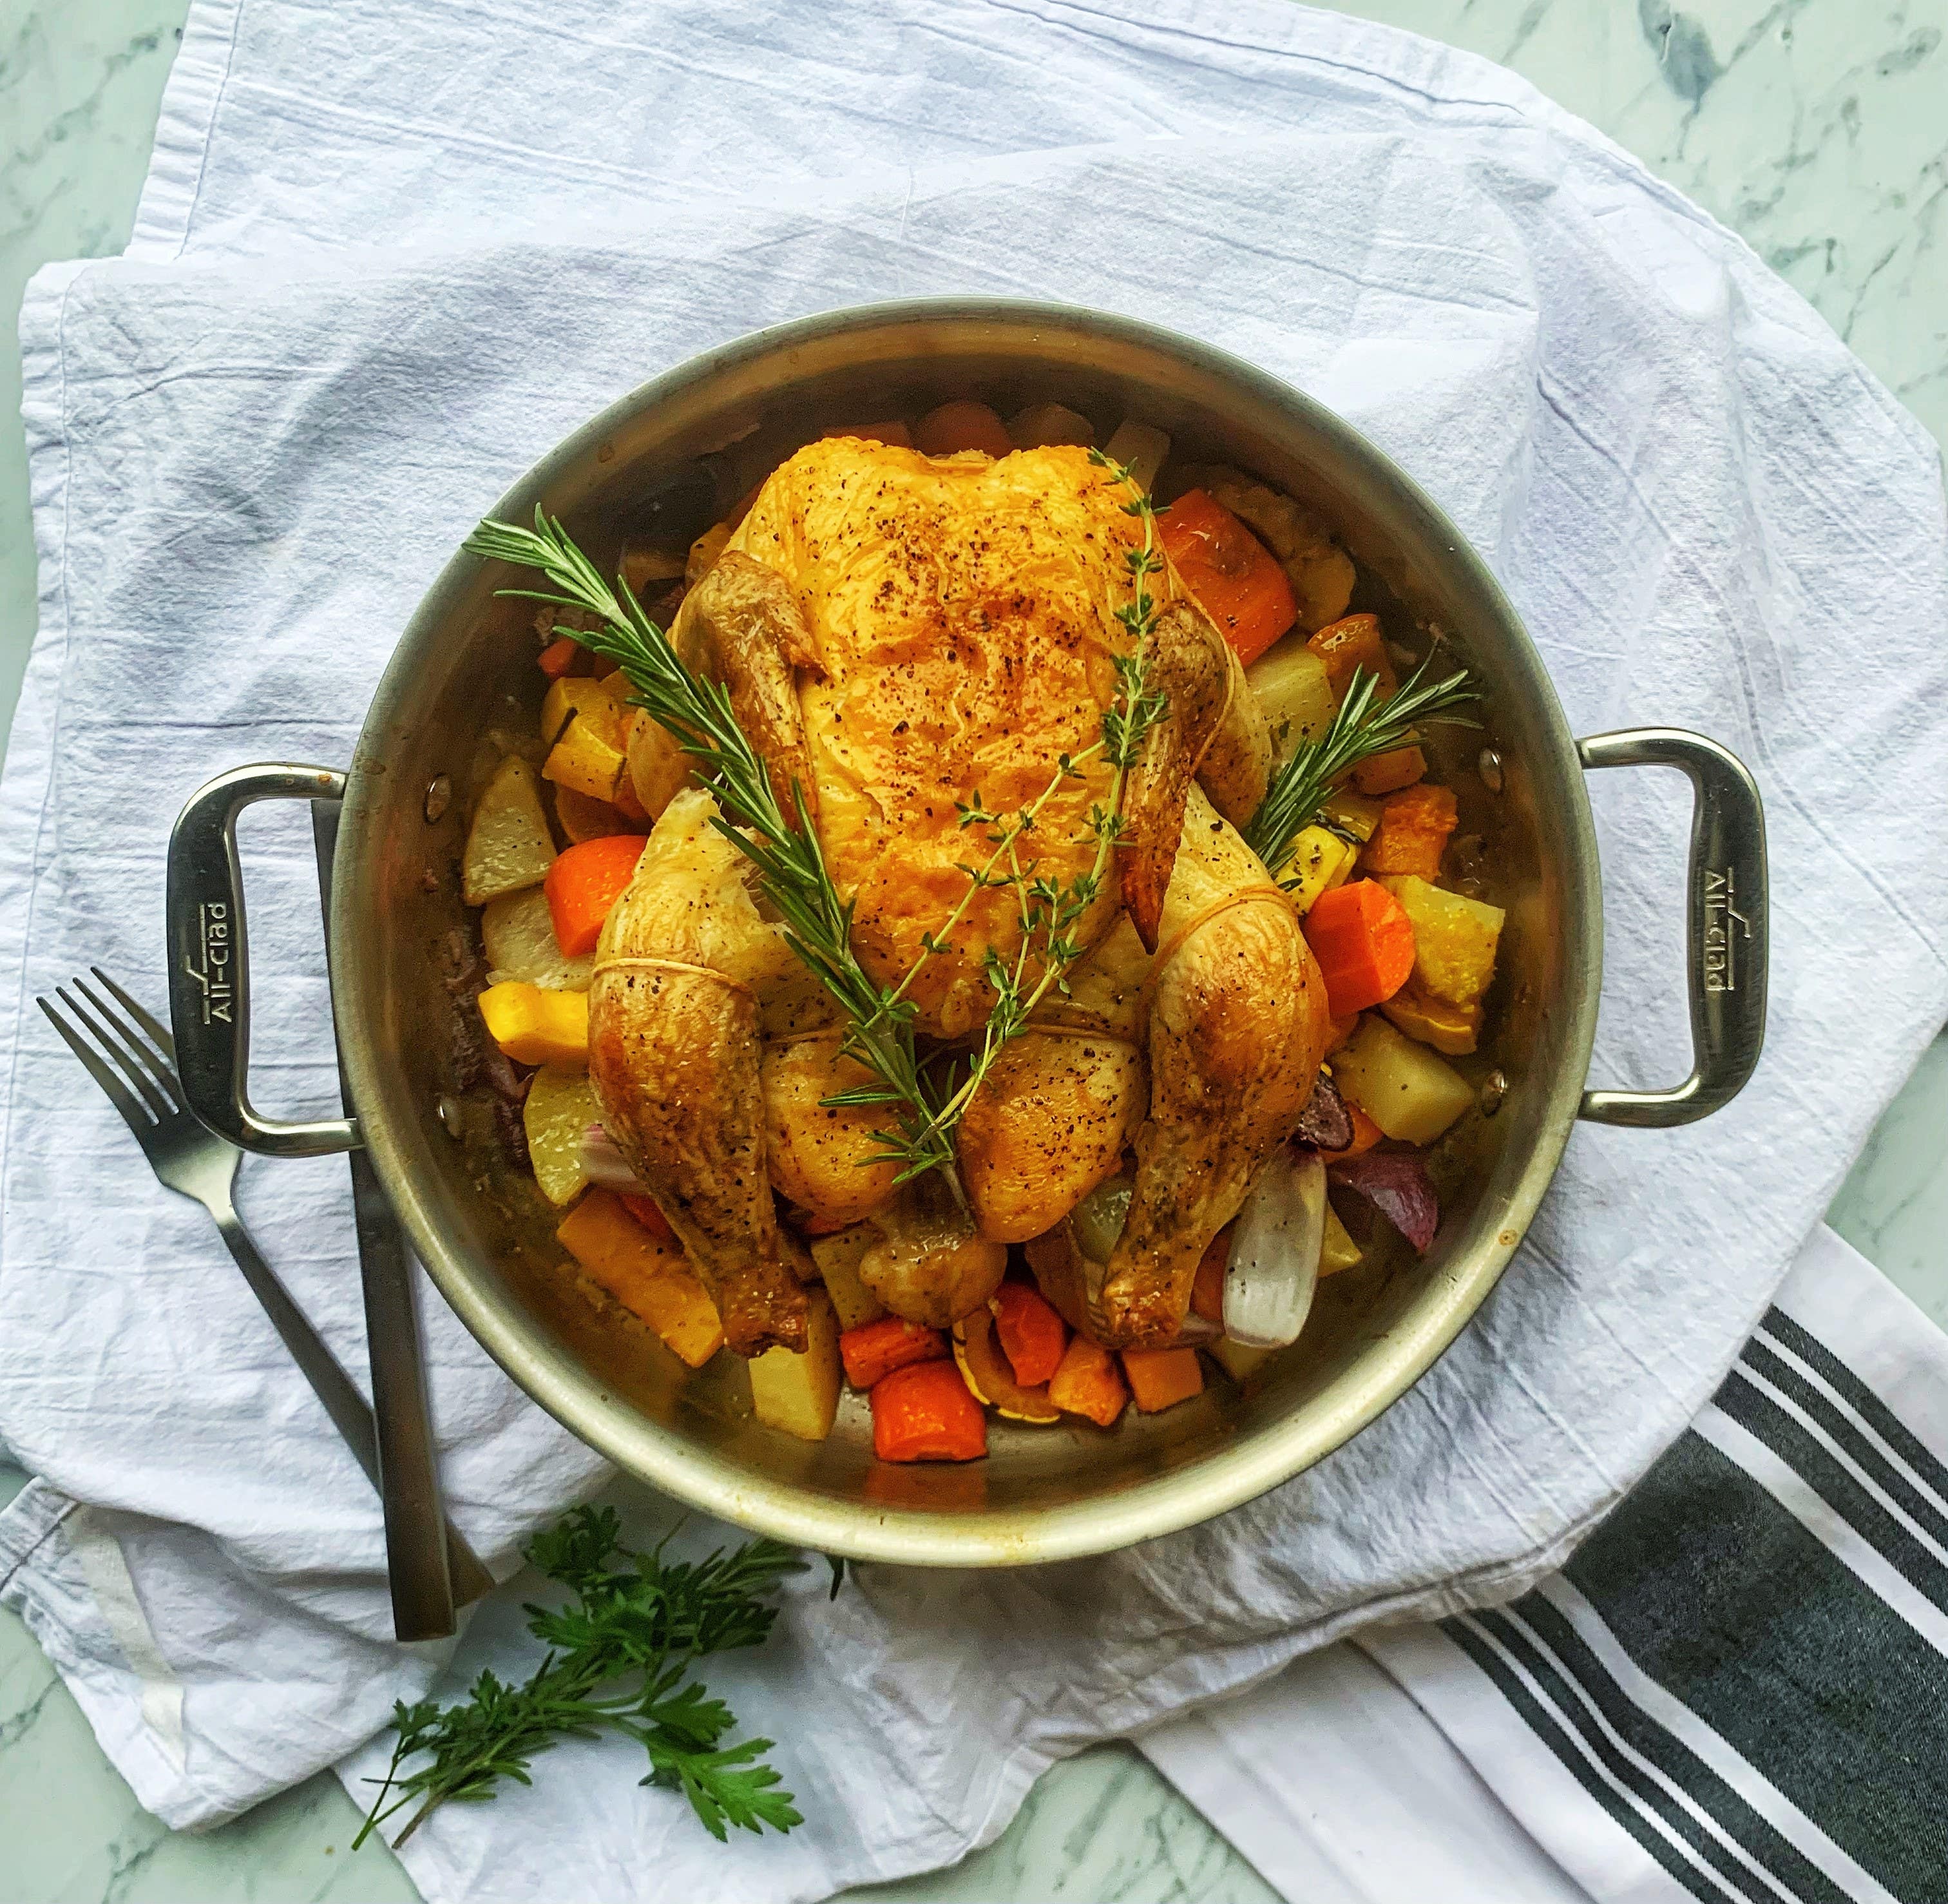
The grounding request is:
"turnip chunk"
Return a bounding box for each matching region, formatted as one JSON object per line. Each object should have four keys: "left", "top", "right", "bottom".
{"left": 1223, "top": 1147, "right": 1326, "bottom": 1349}
{"left": 579, "top": 1123, "right": 648, "bottom": 1195}
{"left": 1328, "top": 1151, "right": 1440, "bottom": 1255}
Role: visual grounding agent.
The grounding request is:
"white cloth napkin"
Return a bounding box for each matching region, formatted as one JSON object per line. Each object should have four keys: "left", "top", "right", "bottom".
{"left": 4, "top": 5, "right": 1947, "bottom": 1901}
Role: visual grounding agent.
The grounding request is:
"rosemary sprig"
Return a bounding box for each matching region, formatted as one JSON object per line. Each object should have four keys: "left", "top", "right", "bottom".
{"left": 352, "top": 1507, "right": 805, "bottom": 1851}
{"left": 463, "top": 512, "right": 961, "bottom": 1191}
{"left": 1242, "top": 654, "right": 1480, "bottom": 880}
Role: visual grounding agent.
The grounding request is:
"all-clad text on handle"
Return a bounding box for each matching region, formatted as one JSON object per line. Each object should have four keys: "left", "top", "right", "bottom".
{"left": 1576, "top": 729, "right": 1770, "bottom": 1128}
{"left": 166, "top": 764, "right": 361, "bottom": 1157}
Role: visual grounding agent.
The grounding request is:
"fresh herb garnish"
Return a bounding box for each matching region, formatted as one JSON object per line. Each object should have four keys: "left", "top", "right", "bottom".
{"left": 1242, "top": 654, "right": 1479, "bottom": 880}
{"left": 353, "top": 1507, "right": 805, "bottom": 1851}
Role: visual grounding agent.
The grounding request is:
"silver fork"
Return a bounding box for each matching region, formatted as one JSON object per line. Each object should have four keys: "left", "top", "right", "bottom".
{"left": 38, "top": 969, "right": 495, "bottom": 1608}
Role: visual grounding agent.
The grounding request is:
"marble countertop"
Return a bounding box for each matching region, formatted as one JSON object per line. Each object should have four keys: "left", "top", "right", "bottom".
{"left": 2, "top": 1, "right": 1943, "bottom": 1899}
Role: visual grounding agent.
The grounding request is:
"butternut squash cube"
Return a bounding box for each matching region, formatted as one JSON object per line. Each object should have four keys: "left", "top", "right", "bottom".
{"left": 541, "top": 676, "right": 630, "bottom": 803}
{"left": 478, "top": 980, "right": 588, "bottom": 1067}
{"left": 1377, "top": 875, "right": 1505, "bottom": 1011}
{"left": 556, "top": 1188, "right": 724, "bottom": 1367}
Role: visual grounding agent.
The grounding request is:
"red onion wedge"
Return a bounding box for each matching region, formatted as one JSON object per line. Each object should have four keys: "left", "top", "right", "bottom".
{"left": 579, "top": 1123, "right": 649, "bottom": 1195}
{"left": 1328, "top": 1151, "right": 1440, "bottom": 1255}
{"left": 1223, "top": 1147, "right": 1326, "bottom": 1349}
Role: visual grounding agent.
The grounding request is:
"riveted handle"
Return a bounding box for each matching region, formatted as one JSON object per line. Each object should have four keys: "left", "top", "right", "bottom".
{"left": 166, "top": 764, "right": 361, "bottom": 1157}
{"left": 1577, "top": 729, "right": 1768, "bottom": 1127}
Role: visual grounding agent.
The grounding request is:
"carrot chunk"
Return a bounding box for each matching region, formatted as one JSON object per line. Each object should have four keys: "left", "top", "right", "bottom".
{"left": 870, "top": 1358, "right": 988, "bottom": 1462}
{"left": 1121, "top": 1345, "right": 1205, "bottom": 1414}
{"left": 1047, "top": 1336, "right": 1129, "bottom": 1428}
{"left": 618, "top": 1192, "right": 677, "bottom": 1245}
{"left": 913, "top": 400, "right": 1015, "bottom": 460}
{"left": 538, "top": 635, "right": 584, "bottom": 678}
{"left": 1158, "top": 489, "right": 1297, "bottom": 666}
{"left": 989, "top": 1282, "right": 1067, "bottom": 1387}
{"left": 542, "top": 834, "right": 647, "bottom": 957}
{"left": 1363, "top": 783, "right": 1458, "bottom": 879}
{"left": 841, "top": 1316, "right": 948, "bottom": 1390}
{"left": 1303, "top": 880, "right": 1417, "bottom": 1015}
{"left": 1190, "top": 1227, "right": 1232, "bottom": 1323}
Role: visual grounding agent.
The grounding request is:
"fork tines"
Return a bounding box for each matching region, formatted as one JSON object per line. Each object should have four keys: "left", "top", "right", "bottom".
{"left": 39, "top": 968, "right": 185, "bottom": 1131}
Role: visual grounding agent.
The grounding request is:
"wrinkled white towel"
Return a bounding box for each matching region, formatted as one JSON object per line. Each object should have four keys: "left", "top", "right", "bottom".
{"left": 4, "top": 4, "right": 1947, "bottom": 1901}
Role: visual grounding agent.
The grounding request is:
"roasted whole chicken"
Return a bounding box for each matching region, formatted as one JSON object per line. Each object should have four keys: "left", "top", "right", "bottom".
{"left": 587, "top": 436, "right": 1334, "bottom": 1354}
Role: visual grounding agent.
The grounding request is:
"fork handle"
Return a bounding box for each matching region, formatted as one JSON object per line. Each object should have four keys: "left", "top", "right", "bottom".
{"left": 207, "top": 1200, "right": 495, "bottom": 1608}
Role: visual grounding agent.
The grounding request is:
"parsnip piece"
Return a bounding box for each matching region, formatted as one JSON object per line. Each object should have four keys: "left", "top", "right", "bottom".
{"left": 1246, "top": 638, "right": 1339, "bottom": 766}
{"left": 1210, "top": 1338, "right": 1278, "bottom": 1383}
{"left": 748, "top": 1289, "right": 843, "bottom": 1440}
{"left": 481, "top": 886, "right": 594, "bottom": 990}
{"left": 1103, "top": 419, "right": 1170, "bottom": 494}
{"left": 1321, "top": 1200, "right": 1362, "bottom": 1276}
{"left": 1008, "top": 402, "right": 1095, "bottom": 449}
{"left": 809, "top": 1226, "right": 888, "bottom": 1332}
{"left": 522, "top": 1067, "right": 601, "bottom": 1205}
{"left": 463, "top": 755, "right": 557, "bottom": 905}
{"left": 1332, "top": 1017, "right": 1474, "bottom": 1145}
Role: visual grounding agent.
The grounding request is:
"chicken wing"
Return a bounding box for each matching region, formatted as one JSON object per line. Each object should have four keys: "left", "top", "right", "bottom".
{"left": 1096, "top": 785, "right": 1331, "bottom": 1348}
{"left": 587, "top": 787, "right": 811, "bottom": 1356}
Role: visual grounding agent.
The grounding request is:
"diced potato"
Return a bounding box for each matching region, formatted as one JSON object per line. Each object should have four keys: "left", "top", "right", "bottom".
{"left": 1380, "top": 983, "right": 1482, "bottom": 1057}
{"left": 557, "top": 1188, "right": 723, "bottom": 1367}
{"left": 1122, "top": 1344, "right": 1203, "bottom": 1412}
{"left": 1007, "top": 402, "right": 1095, "bottom": 449}
{"left": 1283, "top": 825, "right": 1357, "bottom": 916}
{"left": 1210, "top": 1338, "right": 1278, "bottom": 1383}
{"left": 478, "top": 981, "right": 589, "bottom": 1067}
{"left": 1321, "top": 1201, "right": 1362, "bottom": 1276}
{"left": 522, "top": 1066, "right": 601, "bottom": 1205}
{"left": 1320, "top": 788, "right": 1385, "bottom": 841}
{"left": 1246, "top": 638, "right": 1339, "bottom": 765}
{"left": 748, "top": 1288, "right": 843, "bottom": 1440}
{"left": 1103, "top": 419, "right": 1170, "bottom": 494}
{"left": 541, "top": 677, "right": 630, "bottom": 802}
{"left": 482, "top": 886, "right": 593, "bottom": 990}
{"left": 1332, "top": 1016, "right": 1474, "bottom": 1144}
{"left": 1377, "top": 876, "right": 1505, "bottom": 1010}
{"left": 810, "top": 1226, "right": 888, "bottom": 1332}
{"left": 462, "top": 755, "right": 557, "bottom": 905}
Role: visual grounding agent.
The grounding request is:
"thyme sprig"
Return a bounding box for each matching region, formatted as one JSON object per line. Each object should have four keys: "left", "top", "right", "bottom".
{"left": 463, "top": 512, "right": 962, "bottom": 1190}
{"left": 1242, "top": 654, "right": 1480, "bottom": 881}
{"left": 353, "top": 1507, "right": 805, "bottom": 1851}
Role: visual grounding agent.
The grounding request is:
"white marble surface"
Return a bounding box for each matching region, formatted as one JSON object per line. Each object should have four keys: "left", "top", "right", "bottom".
{"left": 1, "top": 0, "right": 1943, "bottom": 1899}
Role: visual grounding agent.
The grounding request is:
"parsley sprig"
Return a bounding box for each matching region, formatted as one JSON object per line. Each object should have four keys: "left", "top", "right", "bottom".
{"left": 353, "top": 1508, "right": 805, "bottom": 1851}
{"left": 1242, "top": 653, "right": 1480, "bottom": 880}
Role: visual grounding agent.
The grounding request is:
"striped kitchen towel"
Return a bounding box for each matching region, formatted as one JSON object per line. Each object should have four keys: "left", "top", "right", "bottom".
{"left": 1147, "top": 1224, "right": 1948, "bottom": 1904}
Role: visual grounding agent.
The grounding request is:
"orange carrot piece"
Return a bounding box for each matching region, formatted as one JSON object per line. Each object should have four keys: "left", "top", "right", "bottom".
{"left": 1047, "top": 1335, "right": 1129, "bottom": 1427}
{"left": 543, "top": 834, "right": 647, "bottom": 957}
{"left": 1320, "top": 1104, "right": 1384, "bottom": 1160}
{"left": 1363, "top": 784, "right": 1458, "bottom": 879}
{"left": 989, "top": 1282, "right": 1067, "bottom": 1387}
{"left": 618, "top": 1191, "right": 677, "bottom": 1245}
{"left": 1303, "top": 880, "right": 1417, "bottom": 1015}
{"left": 913, "top": 399, "right": 1015, "bottom": 460}
{"left": 1190, "top": 1227, "right": 1232, "bottom": 1323}
{"left": 1158, "top": 489, "right": 1298, "bottom": 666}
{"left": 871, "top": 1358, "right": 988, "bottom": 1462}
{"left": 820, "top": 419, "right": 915, "bottom": 449}
{"left": 539, "top": 635, "right": 584, "bottom": 678}
{"left": 1121, "top": 1345, "right": 1205, "bottom": 1414}
{"left": 841, "top": 1316, "right": 948, "bottom": 1391}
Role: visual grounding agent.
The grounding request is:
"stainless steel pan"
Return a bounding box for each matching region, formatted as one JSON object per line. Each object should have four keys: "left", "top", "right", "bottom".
{"left": 164, "top": 302, "right": 1768, "bottom": 1566}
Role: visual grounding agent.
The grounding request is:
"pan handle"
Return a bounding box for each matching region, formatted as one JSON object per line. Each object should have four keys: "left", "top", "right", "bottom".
{"left": 167, "top": 764, "right": 362, "bottom": 1157}
{"left": 1576, "top": 729, "right": 1768, "bottom": 1127}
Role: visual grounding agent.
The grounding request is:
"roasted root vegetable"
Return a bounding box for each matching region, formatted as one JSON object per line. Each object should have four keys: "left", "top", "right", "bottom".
{"left": 479, "top": 981, "right": 589, "bottom": 1066}
{"left": 1302, "top": 880, "right": 1417, "bottom": 1015}
{"left": 1319, "top": 1102, "right": 1384, "bottom": 1160}
{"left": 522, "top": 1067, "right": 602, "bottom": 1206}
{"left": 556, "top": 1188, "right": 724, "bottom": 1367}
{"left": 541, "top": 676, "right": 631, "bottom": 802}
{"left": 1377, "top": 876, "right": 1505, "bottom": 1014}
{"left": 1362, "top": 784, "right": 1458, "bottom": 880}
{"left": 1222, "top": 1146, "right": 1325, "bottom": 1349}
{"left": 1210, "top": 1338, "right": 1278, "bottom": 1384}
{"left": 1245, "top": 636, "right": 1339, "bottom": 765}
{"left": 1380, "top": 983, "right": 1482, "bottom": 1057}
{"left": 1319, "top": 787, "right": 1386, "bottom": 842}
{"left": 537, "top": 635, "right": 583, "bottom": 678}
{"left": 554, "top": 785, "right": 644, "bottom": 845}
{"left": 1331, "top": 1151, "right": 1441, "bottom": 1255}
{"left": 1331, "top": 1016, "right": 1474, "bottom": 1145}
{"left": 1007, "top": 402, "right": 1094, "bottom": 449}
{"left": 1046, "top": 1334, "right": 1128, "bottom": 1427}
{"left": 839, "top": 1315, "right": 948, "bottom": 1390}
{"left": 1102, "top": 418, "right": 1170, "bottom": 493}
{"left": 748, "top": 1289, "right": 843, "bottom": 1441}
{"left": 463, "top": 754, "right": 557, "bottom": 905}
{"left": 953, "top": 1307, "right": 1061, "bottom": 1423}
{"left": 619, "top": 1191, "right": 677, "bottom": 1243}
{"left": 1283, "top": 825, "right": 1358, "bottom": 916}
{"left": 1307, "top": 617, "right": 1424, "bottom": 794}
{"left": 871, "top": 1358, "right": 988, "bottom": 1462}
{"left": 482, "top": 887, "right": 594, "bottom": 991}
{"left": 1121, "top": 1345, "right": 1205, "bottom": 1414}
{"left": 989, "top": 1282, "right": 1067, "bottom": 1387}
{"left": 810, "top": 1227, "right": 888, "bottom": 1332}
{"left": 1195, "top": 470, "right": 1355, "bottom": 634}
{"left": 544, "top": 834, "right": 647, "bottom": 957}
{"left": 913, "top": 399, "right": 1015, "bottom": 460}
{"left": 1158, "top": 488, "right": 1298, "bottom": 666}
{"left": 1321, "top": 1201, "right": 1362, "bottom": 1275}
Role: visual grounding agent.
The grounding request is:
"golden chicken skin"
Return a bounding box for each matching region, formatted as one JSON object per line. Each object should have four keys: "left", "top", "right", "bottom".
{"left": 589, "top": 436, "right": 1330, "bottom": 1352}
